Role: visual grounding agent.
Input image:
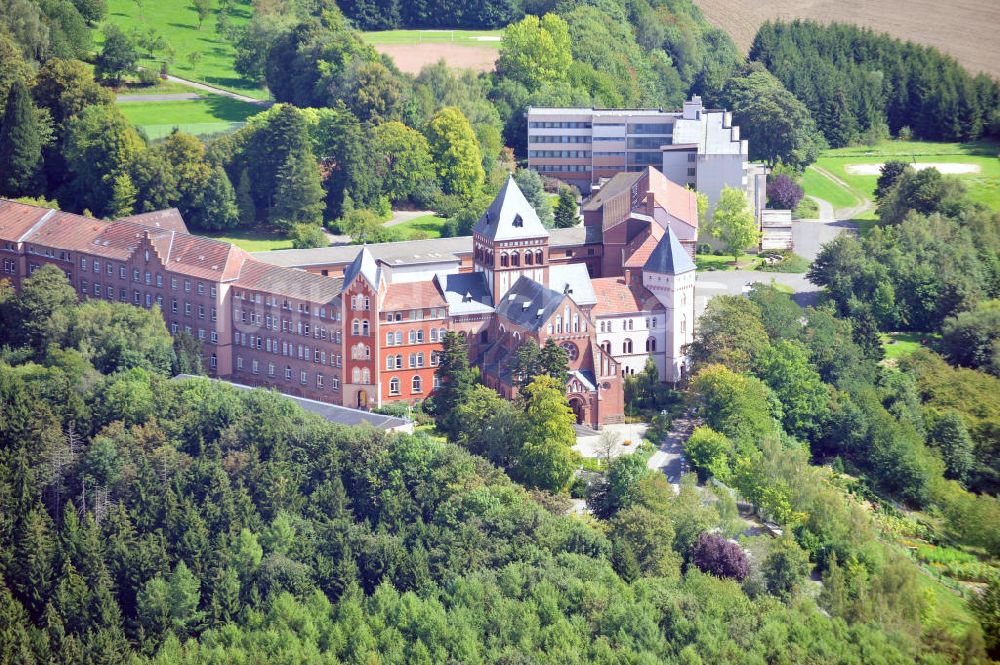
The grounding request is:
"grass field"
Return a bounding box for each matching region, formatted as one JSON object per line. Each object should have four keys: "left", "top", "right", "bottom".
{"left": 118, "top": 94, "right": 261, "bottom": 140}
{"left": 695, "top": 253, "right": 755, "bottom": 271}
{"left": 880, "top": 332, "right": 931, "bottom": 360}
{"left": 116, "top": 80, "right": 198, "bottom": 95}
{"left": 392, "top": 214, "right": 448, "bottom": 240}
{"left": 201, "top": 228, "right": 293, "bottom": 252}
{"left": 692, "top": 0, "right": 1000, "bottom": 78}
{"left": 803, "top": 139, "right": 1000, "bottom": 219}
{"left": 363, "top": 29, "right": 502, "bottom": 74}
{"left": 105, "top": 0, "right": 268, "bottom": 99}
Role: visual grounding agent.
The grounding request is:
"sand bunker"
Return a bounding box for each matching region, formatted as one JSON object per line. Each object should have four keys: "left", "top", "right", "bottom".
{"left": 845, "top": 162, "right": 982, "bottom": 176}
{"left": 374, "top": 44, "right": 498, "bottom": 75}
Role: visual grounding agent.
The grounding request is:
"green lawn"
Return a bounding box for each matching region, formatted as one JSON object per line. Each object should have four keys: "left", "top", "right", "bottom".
{"left": 104, "top": 0, "right": 269, "bottom": 99}
{"left": 391, "top": 214, "right": 448, "bottom": 240}
{"left": 801, "top": 167, "right": 860, "bottom": 211}
{"left": 361, "top": 29, "right": 503, "bottom": 46}
{"left": 695, "top": 253, "right": 754, "bottom": 271}
{"left": 201, "top": 228, "right": 293, "bottom": 252}
{"left": 880, "top": 332, "right": 931, "bottom": 360}
{"left": 118, "top": 94, "right": 261, "bottom": 140}
{"left": 116, "top": 79, "right": 199, "bottom": 95}
{"left": 808, "top": 139, "right": 1000, "bottom": 216}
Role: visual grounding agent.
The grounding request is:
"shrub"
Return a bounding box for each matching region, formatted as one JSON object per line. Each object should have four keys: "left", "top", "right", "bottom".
{"left": 766, "top": 174, "right": 804, "bottom": 210}
{"left": 691, "top": 532, "right": 749, "bottom": 581}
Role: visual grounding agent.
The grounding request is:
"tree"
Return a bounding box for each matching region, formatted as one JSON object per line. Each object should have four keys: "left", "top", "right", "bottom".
{"left": 14, "top": 264, "right": 77, "bottom": 350}
{"left": 497, "top": 14, "right": 572, "bottom": 91}
{"left": 747, "top": 283, "right": 803, "bottom": 342}
{"left": 63, "top": 105, "right": 143, "bottom": 217}
{"left": 235, "top": 167, "right": 254, "bottom": 224}
{"left": 514, "top": 168, "right": 553, "bottom": 228}
{"left": 425, "top": 107, "right": 484, "bottom": 203}
{"left": 709, "top": 186, "right": 759, "bottom": 262}
{"left": 454, "top": 384, "right": 523, "bottom": 468}
{"left": 513, "top": 375, "right": 578, "bottom": 491}
{"left": 95, "top": 25, "right": 138, "bottom": 85}
{"left": 689, "top": 364, "right": 779, "bottom": 445}
{"left": 876, "top": 167, "right": 967, "bottom": 225}
{"left": 762, "top": 535, "right": 810, "bottom": 598}
{"left": 605, "top": 453, "right": 650, "bottom": 514}
{"left": 289, "top": 223, "right": 327, "bottom": 249}
{"left": 190, "top": 164, "right": 238, "bottom": 230}
{"left": 691, "top": 533, "right": 749, "bottom": 581}
{"left": 765, "top": 174, "right": 803, "bottom": 210}
{"left": 128, "top": 148, "right": 178, "bottom": 213}
{"left": 718, "top": 66, "right": 825, "bottom": 168}
{"left": 973, "top": 576, "right": 1000, "bottom": 660}
{"left": 610, "top": 506, "right": 681, "bottom": 579}
{"left": 685, "top": 426, "right": 733, "bottom": 481}
{"left": 72, "top": 0, "right": 107, "bottom": 24}
{"left": 138, "top": 561, "right": 204, "bottom": 640}
{"left": 753, "top": 339, "right": 829, "bottom": 441}
{"left": 370, "top": 121, "right": 435, "bottom": 205}
{"left": 539, "top": 338, "right": 569, "bottom": 384}
{"left": 553, "top": 186, "right": 577, "bottom": 228}
{"left": 0, "top": 33, "right": 31, "bottom": 114}
{"left": 107, "top": 172, "right": 136, "bottom": 218}
{"left": 875, "top": 160, "right": 910, "bottom": 199}
{"left": 687, "top": 295, "right": 769, "bottom": 373}
{"left": 338, "top": 208, "right": 393, "bottom": 244}
{"left": 927, "top": 411, "right": 975, "bottom": 485}
{"left": 271, "top": 148, "right": 325, "bottom": 227}
{"left": 0, "top": 79, "right": 45, "bottom": 198}
{"left": 32, "top": 58, "right": 115, "bottom": 128}
{"left": 434, "top": 331, "right": 475, "bottom": 439}
{"left": 941, "top": 300, "right": 1000, "bottom": 376}
{"left": 193, "top": 0, "right": 212, "bottom": 30}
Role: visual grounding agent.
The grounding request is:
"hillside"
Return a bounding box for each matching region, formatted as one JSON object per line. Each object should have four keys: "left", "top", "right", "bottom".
{"left": 693, "top": 0, "right": 1000, "bottom": 78}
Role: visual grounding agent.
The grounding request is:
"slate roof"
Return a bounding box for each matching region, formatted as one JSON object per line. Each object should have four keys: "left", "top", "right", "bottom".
{"left": 548, "top": 263, "right": 596, "bottom": 306}
{"left": 433, "top": 272, "right": 494, "bottom": 315}
{"left": 342, "top": 246, "right": 381, "bottom": 288}
{"left": 171, "top": 375, "right": 410, "bottom": 430}
{"left": 495, "top": 275, "right": 565, "bottom": 332}
{"left": 549, "top": 224, "right": 602, "bottom": 246}
{"left": 473, "top": 175, "right": 549, "bottom": 242}
{"left": 590, "top": 277, "right": 663, "bottom": 317}
{"left": 644, "top": 227, "right": 696, "bottom": 275}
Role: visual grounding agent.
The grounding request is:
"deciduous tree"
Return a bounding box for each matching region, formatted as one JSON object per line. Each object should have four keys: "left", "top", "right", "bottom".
{"left": 709, "top": 186, "right": 759, "bottom": 262}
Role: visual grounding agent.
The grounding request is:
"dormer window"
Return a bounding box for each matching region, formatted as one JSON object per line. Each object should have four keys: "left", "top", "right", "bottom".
{"left": 512, "top": 214, "right": 523, "bottom": 228}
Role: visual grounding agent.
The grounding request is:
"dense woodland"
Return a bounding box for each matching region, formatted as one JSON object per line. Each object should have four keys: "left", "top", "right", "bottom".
{"left": 3, "top": 0, "right": 1000, "bottom": 662}
{"left": 750, "top": 21, "right": 1000, "bottom": 147}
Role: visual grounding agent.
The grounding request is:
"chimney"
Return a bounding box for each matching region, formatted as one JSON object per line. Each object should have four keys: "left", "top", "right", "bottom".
{"left": 647, "top": 189, "right": 656, "bottom": 217}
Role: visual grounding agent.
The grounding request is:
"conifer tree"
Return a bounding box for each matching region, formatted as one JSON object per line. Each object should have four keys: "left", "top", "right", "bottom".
{"left": 107, "top": 172, "right": 136, "bottom": 218}
{"left": 271, "top": 148, "right": 325, "bottom": 228}
{"left": 434, "top": 331, "right": 475, "bottom": 439}
{"left": 236, "top": 167, "right": 254, "bottom": 224}
{"left": 0, "top": 79, "right": 44, "bottom": 197}
{"left": 191, "top": 164, "right": 239, "bottom": 230}
{"left": 553, "top": 186, "right": 578, "bottom": 228}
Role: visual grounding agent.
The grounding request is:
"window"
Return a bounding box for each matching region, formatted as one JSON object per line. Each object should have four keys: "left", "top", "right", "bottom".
{"left": 198, "top": 304, "right": 205, "bottom": 319}
{"left": 185, "top": 302, "right": 192, "bottom": 316}
{"left": 210, "top": 331, "right": 218, "bottom": 344}
{"left": 317, "top": 374, "right": 324, "bottom": 388}
{"left": 411, "top": 376, "right": 422, "bottom": 393}
{"left": 210, "top": 354, "right": 217, "bottom": 369}
{"left": 362, "top": 320, "right": 369, "bottom": 336}
{"left": 362, "top": 368, "right": 370, "bottom": 383}
{"left": 133, "top": 269, "right": 140, "bottom": 282}
{"left": 500, "top": 253, "right": 509, "bottom": 267}
{"left": 120, "top": 266, "right": 126, "bottom": 279}
{"left": 184, "top": 279, "right": 191, "bottom": 292}
{"left": 93, "top": 260, "right": 100, "bottom": 273}
{"left": 252, "top": 359, "right": 259, "bottom": 374}
{"left": 386, "top": 332, "right": 394, "bottom": 346}
{"left": 511, "top": 251, "right": 519, "bottom": 267}
{"left": 285, "top": 366, "right": 292, "bottom": 380}
{"left": 144, "top": 271, "right": 151, "bottom": 285}
{"left": 107, "top": 263, "right": 113, "bottom": 276}
{"left": 363, "top": 297, "right": 370, "bottom": 310}
{"left": 300, "top": 371, "right": 307, "bottom": 385}
{"left": 197, "top": 282, "right": 205, "bottom": 295}
{"left": 623, "top": 339, "right": 633, "bottom": 354}
{"left": 236, "top": 357, "right": 244, "bottom": 370}
{"left": 416, "top": 352, "right": 424, "bottom": 368}
{"left": 395, "top": 354, "right": 402, "bottom": 369}
{"left": 387, "top": 356, "right": 395, "bottom": 370}
{"left": 352, "top": 319, "right": 360, "bottom": 335}
{"left": 81, "top": 258, "right": 87, "bottom": 270}
{"left": 156, "top": 273, "right": 163, "bottom": 287}
{"left": 395, "top": 331, "right": 402, "bottom": 345}
{"left": 389, "top": 377, "right": 400, "bottom": 395}
{"left": 687, "top": 168, "right": 696, "bottom": 177}
{"left": 646, "top": 337, "right": 656, "bottom": 352}
{"left": 268, "top": 363, "right": 275, "bottom": 377}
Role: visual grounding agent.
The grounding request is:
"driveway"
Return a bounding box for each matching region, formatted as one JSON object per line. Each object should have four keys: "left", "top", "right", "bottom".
{"left": 573, "top": 422, "right": 648, "bottom": 459}
{"left": 117, "top": 92, "right": 202, "bottom": 103}
{"left": 384, "top": 210, "right": 436, "bottom": 228}
{"left": 696, "top": 270, "right": 822, "bottom": 315}
{"left": 647, "top": 414, "right": 694, "bottom": 490}
{"left": 163, "top": 74, "right": 272, "bottom": 106}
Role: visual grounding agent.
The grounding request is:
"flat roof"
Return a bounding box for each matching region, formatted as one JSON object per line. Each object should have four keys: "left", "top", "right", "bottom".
{"left": 171, "top": 374, "right": 411, "bottom": 430}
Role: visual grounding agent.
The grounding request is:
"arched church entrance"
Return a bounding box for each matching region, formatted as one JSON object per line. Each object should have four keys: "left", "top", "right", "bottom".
{"left": 569, "top": 396, "right": 586, "bottom": 425}
{"left": 356, "top": 390, "right": 368, "bottom": 409}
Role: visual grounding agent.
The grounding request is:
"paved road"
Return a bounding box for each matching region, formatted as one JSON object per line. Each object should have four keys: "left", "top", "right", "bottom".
{"left": 792, "top": 217, "right": 854, "bottom": 262}
{"left": 117, "top": 92, "right": 202, "bottom": 103}
{"left": 647, "top": 415, "right": 694, "bottom": 489}
{"left": 696, "top": 270, "right": 822, "bottom": 315}
{"left": 162, "top": 74, "right": 272, "bottom": 106}
{"left": 384, "top": 210, "right": 436, "bottom": 228}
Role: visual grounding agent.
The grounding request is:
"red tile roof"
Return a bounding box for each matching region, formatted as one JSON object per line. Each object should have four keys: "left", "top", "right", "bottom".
{"left": 383, "top": 280, "right": 447, "bottom": 311}
{"left": 647, "top": 167, "right": 698, "bottom": 230}
{"left": 623, "top": 228, "right": 664, "bottom": 268}
{"left": 234, "top": 259, "right": 343, "bottom": 303}
{"left": 0, "top": 200, "right": 54, "bottom": 243}
{"left": 118, "top": 208, "right": 188, "bottom": 233}
{"left": 26, "top": 212, "right": 111, "bottom": 252}
{"left": 590, "top": 277, "right": 662, "bottom": 317}
{"left": 165, "top": 232, "right": 248, "bottom": 281}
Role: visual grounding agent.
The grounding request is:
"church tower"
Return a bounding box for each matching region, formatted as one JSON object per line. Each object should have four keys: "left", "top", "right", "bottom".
{"left": 641, "top": 227, "right": 696, "bottom": 382}
{"left": 473, "top": 175, "right": 550, "bottom": 303}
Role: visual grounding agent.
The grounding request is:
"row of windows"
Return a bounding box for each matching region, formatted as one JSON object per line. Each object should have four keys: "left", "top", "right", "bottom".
{"left": 628, "top": 152, "right": 663, "bottom": 166}
{"left": 599, "top": 338, "right": 657, "bottom": 355}
{"left": 593, "top": 151, "right": 626, "bottom": 157}
{"left": 599, "top": 317, "right": 659, "bottom": 333}
{"left": 388, "top": 374, "right": 439, "bottom": 395}
{"left": 528, "top": 150, "right": 591, "bottom": 158}
{"left": 385, "top": 328, "right": 448, "bottom": 346}
{"left": 351, "top": 367, "right": 371, "bottom": 384}
{"left": 535, "top": 165, "right": 591, "bottom": 173}
{"left": 234, "top": 332, "right": 343, "bottom": 367}
{"left": 235, "top": 309, "right": 341, "bottom": 342}
{"left": 383, "top": 308, "right": 446, "bottom": 323}
{"left": 592, "top": 136, "right": 625, "bottom": 142}
{"left": 170, "top": 323, "right": 218, "bottom": 345}
{"left": 350, "top": 295, "right": 371, "bottom": 311}
{"left": 235, "top": 357, "right": 341, "bottom": 391}
{"left": 351, "top": 319, "right": 371, "bottom": 336}
{"left": 80, "top": 256, "right": 221, "bottom": 299}
{"left": 627, "top": 136, "right": 669, "bottom": 150}
{"left": 627, "top": 123, "right": 673, "bottom": 134}
{"left": 528, "top": 121, "right": 592, "bottom": 129}
{"left": 234, "top": 290, "right": 336, "bottom": 320}
{"left": 529, "top": 135, "right": 591, "bottom": 144}
{"left": 385, "top": 351, "right": 441, "bottom": 370}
